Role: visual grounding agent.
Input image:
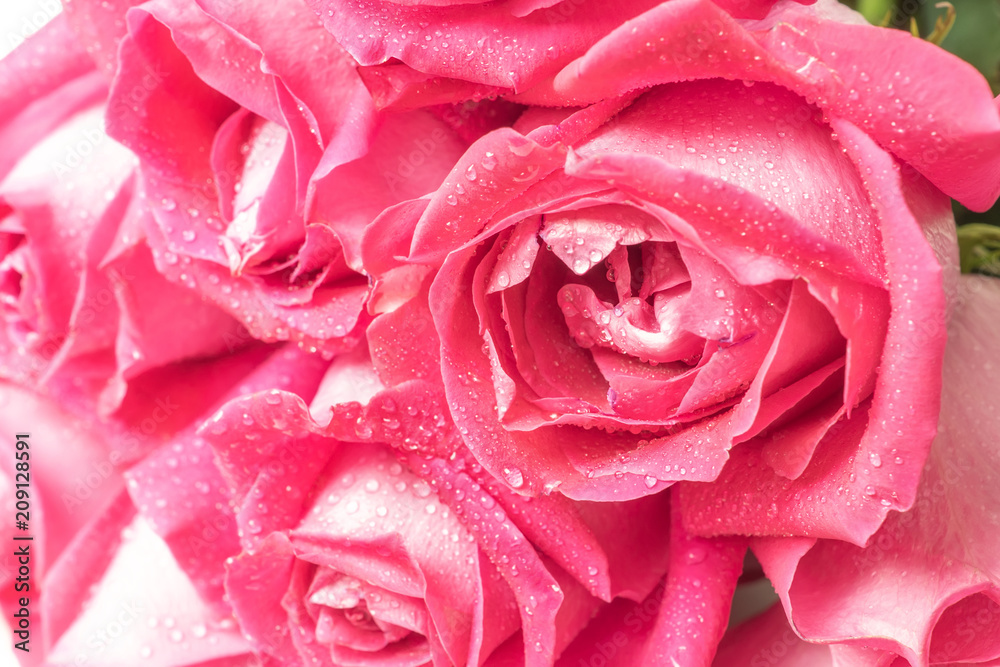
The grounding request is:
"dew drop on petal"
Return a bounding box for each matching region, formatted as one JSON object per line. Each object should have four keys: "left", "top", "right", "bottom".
{"left": 503, "top": 467, "right": 524, "bottom": 488}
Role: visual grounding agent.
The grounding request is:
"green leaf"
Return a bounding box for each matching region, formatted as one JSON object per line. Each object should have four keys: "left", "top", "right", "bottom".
{"left": 918, "top": 0, "right": 1000, "bottom": 94}
{"left": 957, "top": 223, "right": 1000, "bottom": 276}
{"left": 856, "top": 0, "right": 896, "bottom": 25}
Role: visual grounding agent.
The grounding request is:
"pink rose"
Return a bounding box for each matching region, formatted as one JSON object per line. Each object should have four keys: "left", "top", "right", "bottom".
{"left": 4, "top": 1, "right": 1000, "bottom": 666}
{"left": 90, "top": 0, "right": 471, "bottom": 355}
{"left": 0, "top": 16, "right": 246, "bottom": 415}
{"left": 363, "top": 0, "right": 1000, "bottom": 550}
{"left": 195, "top": 352, "right": 731, "bottom": 666}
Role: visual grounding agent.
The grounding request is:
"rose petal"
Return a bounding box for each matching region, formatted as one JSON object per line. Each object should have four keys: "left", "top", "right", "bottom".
{"left": 63, "top": 0, "right": 145, "bottom": 75}
{"left": 0, "top": 15, "right": 105, "bottom": 184}
{"left": 751, "top": 275, "right": 1000, "bottom": 664}
{"left": 713, "top": 605, "right": 833, "bottom": 666}
{"left": 552, "top": 0, "right": 1000, "bottom": 211}
{"left": 48, "top": 516, "right": 253, "bottom": 667}
{"left": 640, "top": 491, "right": 746, "bottom": 666}
{"left": 127, "top": 346, "right": 329, "bottom": 604}
{"left": 311, "top": 0, "right": 660, "bottom": 91}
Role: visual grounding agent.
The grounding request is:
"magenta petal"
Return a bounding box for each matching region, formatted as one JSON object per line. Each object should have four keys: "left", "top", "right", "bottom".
{"left": 712, "top": 0, "right": 815, "bottom": 19}
{"left": 357, "top": 61, "right": 504, "bottom": 111}
{"left": 409, "top": 129, "right": 567, "bottom": 263}
{"left": 572, "top": 494, "right": 672, "bottom": 601}
{"left": 636, "top": 122, "right": 949, "bottom": 543}
{"left": 63, "top": 0, "right": 145, "bottom": 75}
{"left": 294, "top": 446, "right": 500, "bottom": 667}
{"left": 456, "top": 454, "right": 621, "bottom": 601}
{"left": 557, "top": 491, "right": 743, "bottom": 667}
{"left": 312, "top": 110, "right": 465, "bottom": 271}
{"left": 102, "top": 244, "right": 247, "bottom": 408}
{"left": 756, "top": 364, "right": 846, "bottom": 479}
{"left": 108, "top": 6, "right": 237, "bottom": 180}
{"left": 487, "top": 216, "right": 540, "bottom": 293}
{"left": 567, "top": 110, "right": 892, "bottom": 414}
{"left": 512, "top": 249, "right": 610, "bottom": 410}
{"left": 432, "top": 245, "right": 579, "bottom": 495}
{"left": 195, "top": 0, "right": 375, "bottom": 158}
{"left": 554, "top": 593, "right": 661, "bottom": 667}
{"left": 367, "top": 286, "right": 440, "bottom": 388}
{"left": 730, "top": 279, "right": 844, "bottom": 441}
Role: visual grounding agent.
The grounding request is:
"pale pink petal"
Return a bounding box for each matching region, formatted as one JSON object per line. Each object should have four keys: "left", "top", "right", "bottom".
{"left": 48, "top": 516, "right": 253, "bottom": 667}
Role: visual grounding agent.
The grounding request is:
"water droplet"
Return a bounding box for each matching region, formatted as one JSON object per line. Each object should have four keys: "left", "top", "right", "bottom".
{"left": 685, "top": 547, "right": 707, "bottom": 565}
{"left": 481, "top": 152, "right": 497, "bottom": 171}
{"left": 504, "top": 467, "right": 524, "bottom": 488}
{"left": 465, "top": 165, "right": 477, "bottom": 181}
